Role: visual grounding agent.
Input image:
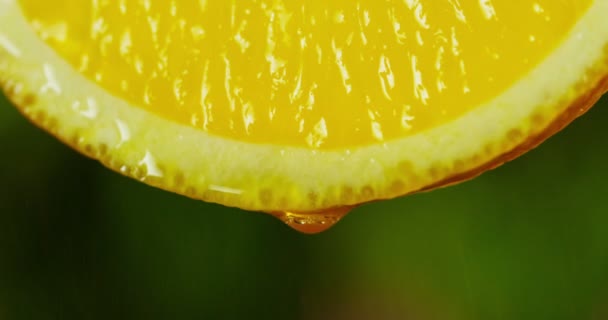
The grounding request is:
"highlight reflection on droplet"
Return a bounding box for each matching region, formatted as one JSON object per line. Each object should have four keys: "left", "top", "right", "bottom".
{"left": 269, "top": 206, "right": 353, "bottom": 234}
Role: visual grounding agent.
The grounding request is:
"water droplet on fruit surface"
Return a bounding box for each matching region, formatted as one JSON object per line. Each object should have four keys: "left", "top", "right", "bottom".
{"left": 270, "top": 206, "right": 353, "bottom": 234}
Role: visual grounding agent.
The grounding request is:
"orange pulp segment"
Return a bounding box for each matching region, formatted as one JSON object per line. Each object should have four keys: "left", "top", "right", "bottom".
{"left": 19, "top": 0, "right": 592, "bottom": 149}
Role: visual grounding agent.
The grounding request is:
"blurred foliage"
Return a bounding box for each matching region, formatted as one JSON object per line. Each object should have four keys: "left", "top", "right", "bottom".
{"left": 1, "top": 91, "right": 608, "bottom": 320}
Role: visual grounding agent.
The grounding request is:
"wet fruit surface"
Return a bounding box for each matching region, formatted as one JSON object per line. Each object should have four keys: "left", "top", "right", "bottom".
{"left": 19, "top": 0, "right": 591, "bottom": 148}
{"left": 3, "top": 0, "right": 607, "bottom": 232}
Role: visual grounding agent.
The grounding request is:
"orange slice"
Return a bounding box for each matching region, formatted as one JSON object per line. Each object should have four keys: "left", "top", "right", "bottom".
{"left": 1, "top": 0, "right": 607, "bottom": 233}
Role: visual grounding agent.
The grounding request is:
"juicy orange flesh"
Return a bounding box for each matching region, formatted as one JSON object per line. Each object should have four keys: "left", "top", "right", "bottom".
{"left": 19, "top": 0, "right": 591, "bottom": 149}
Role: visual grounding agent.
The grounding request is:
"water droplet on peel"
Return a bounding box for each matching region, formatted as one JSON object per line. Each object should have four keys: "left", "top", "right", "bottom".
{"left": 269, "top": 206, "right": 353, "bottom": 234}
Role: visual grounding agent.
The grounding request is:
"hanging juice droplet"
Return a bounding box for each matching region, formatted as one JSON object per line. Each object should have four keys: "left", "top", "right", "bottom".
{"left": 269, "top": 206, "right": 354, "bottom": 234}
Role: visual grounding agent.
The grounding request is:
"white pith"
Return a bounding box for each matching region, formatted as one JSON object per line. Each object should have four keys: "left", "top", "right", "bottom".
{"left": 1, "top": 0, "right": 607, "bottom": 211}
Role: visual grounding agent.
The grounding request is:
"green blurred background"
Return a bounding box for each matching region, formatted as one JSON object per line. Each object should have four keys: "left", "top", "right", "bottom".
{"left": 1, "top": 91, "right": 607, "bottom": 320}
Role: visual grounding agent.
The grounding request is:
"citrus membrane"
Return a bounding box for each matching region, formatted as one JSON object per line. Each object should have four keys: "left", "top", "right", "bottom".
{"left": 1, "top": 0, "right": 608, "bottom": 233}
{"left": 18, "top": 0, "right": 592, "bottom": 149}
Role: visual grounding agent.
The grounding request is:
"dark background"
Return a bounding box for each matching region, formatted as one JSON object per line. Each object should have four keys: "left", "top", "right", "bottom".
{"left": 1, "top": 91, "right": 608, "bottom": 320}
